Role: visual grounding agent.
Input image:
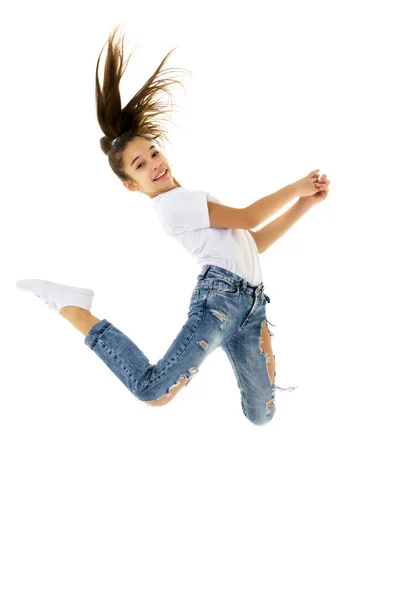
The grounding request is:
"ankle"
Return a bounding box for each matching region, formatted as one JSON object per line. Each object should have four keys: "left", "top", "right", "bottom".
{"left": 59, "top": 307, "right": 101, "bottom": 336}
{"left": 60, "top": 306, "right": 91, "bottom": 316}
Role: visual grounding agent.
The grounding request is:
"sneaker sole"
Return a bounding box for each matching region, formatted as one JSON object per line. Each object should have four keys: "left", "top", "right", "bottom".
{"left": 16, "top": 279, "right": 94, "bottom": 297}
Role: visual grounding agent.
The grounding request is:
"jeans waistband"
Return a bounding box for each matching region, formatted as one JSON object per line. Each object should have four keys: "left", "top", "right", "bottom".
{"left": 198, "top": 264, "right": 269, "bottom": 301}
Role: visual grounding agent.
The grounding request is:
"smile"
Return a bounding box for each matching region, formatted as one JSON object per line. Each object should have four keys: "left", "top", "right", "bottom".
{"left": 154, "top": 169, "right": 168, "bottom": 181}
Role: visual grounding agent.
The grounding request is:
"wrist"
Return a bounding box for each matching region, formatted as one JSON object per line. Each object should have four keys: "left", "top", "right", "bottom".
{"left": 298, "top": 196, "right": 316, "bottom": 213}
{"left": 289, "top": 182, "right": 300, "bottom": 198}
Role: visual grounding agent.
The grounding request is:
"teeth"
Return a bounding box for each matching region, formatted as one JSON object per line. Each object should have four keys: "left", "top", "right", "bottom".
{"left": 155, "top": 169, "right": 167, "bottom": 180}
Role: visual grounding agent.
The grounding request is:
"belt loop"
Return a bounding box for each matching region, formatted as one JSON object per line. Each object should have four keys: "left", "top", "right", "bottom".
{"left": 200, "top": 264, "right": 210, "bottom": 279}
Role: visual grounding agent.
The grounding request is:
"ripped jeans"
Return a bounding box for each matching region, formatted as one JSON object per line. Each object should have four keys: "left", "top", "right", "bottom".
{"left": 84, "top": 264, "right": 294, "bottom": 426}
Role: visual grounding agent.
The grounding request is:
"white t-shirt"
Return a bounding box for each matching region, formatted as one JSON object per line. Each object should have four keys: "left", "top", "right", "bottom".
{"left": 152, "top": 186, "right": 263, "bottom": 286}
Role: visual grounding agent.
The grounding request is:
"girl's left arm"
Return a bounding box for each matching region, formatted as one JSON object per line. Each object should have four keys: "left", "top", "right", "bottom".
{"left": 247, "top": 197, "right": 313, "bottom": 253}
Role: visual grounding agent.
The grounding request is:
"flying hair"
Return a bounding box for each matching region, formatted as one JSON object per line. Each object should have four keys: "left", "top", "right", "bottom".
{"left": 95, "top": 24, "right": 192, "bottom": 184}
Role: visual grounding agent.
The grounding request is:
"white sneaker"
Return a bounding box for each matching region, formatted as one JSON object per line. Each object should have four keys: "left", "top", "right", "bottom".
{"left": 16, "top": 279, "right": 94, "bottom": 313}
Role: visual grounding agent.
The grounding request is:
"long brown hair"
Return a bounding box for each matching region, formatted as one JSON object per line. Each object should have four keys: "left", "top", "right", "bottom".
{"left": 95, "top": 24, "right": 192, "bottom": 184}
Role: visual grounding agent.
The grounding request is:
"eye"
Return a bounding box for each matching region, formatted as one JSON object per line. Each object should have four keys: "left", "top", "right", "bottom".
{"left": 137, "top": 151, "right": 159, "bottom": 169}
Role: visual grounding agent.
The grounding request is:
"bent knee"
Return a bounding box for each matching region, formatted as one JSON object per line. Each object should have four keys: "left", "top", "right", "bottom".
{"left": 253, "top": 408, "right": 276, "bottom": 426}
{"left": 143, "top": 372, "right": 196, "bottom": 407}
{"left": 244, "top": 398, "right": 276, "bottom": 426}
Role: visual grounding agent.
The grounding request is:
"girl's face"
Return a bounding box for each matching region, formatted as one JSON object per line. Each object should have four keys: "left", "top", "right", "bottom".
{"left": 122, "top": 137, "right": 178, "bottom": 198}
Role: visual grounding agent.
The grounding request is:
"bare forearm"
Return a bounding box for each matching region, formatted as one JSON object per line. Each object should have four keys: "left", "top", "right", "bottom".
{"left": 252, "top": 197, "right": 313, "bottom": 253}
{"left": 247, "top": 183, "right": 298, "bottom": 229}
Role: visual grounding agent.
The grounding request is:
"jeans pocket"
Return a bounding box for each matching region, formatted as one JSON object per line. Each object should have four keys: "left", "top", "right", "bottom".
{"left": 212, "top": 280, "right": 239, "bottom": 297}
{"left": 189, "top": 289, "right": 201, "bottom": 305}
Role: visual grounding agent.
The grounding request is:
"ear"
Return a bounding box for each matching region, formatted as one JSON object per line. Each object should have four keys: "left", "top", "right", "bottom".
{"left": 123, "top": 181, "right": 138, "bottom": 192}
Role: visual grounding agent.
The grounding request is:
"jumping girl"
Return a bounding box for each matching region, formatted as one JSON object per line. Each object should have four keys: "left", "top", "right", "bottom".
{"left": 16, "top": 25, "right": 330, "bottom": 426}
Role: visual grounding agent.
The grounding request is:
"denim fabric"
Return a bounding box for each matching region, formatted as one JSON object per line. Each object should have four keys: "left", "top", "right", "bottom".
{"left": 84, "top": 264, "right": 291, "bottom": 426}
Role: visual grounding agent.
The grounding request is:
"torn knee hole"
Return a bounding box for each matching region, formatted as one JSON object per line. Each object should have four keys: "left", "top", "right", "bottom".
{"left": 152, "top": 368, "right": 199, "bottom": 405}
{"left": 168, "top": 368, "right": 199, "bottom": 393}
{"left": 260, "top": 320, "right": 275, "bottom": 385}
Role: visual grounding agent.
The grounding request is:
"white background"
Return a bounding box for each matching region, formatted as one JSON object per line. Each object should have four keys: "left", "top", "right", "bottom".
{"left": 2, "top": 1, "right": 400, "bottom": 598}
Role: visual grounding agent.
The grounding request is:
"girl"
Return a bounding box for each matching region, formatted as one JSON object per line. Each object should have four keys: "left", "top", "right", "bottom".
{"left": 16, "top": 25, "right": 330, "bottom": 425}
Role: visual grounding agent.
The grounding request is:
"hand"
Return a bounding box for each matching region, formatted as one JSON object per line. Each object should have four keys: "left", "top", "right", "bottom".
{"left": 301, "top": 173, "right": 331, "bottom": 206}
{"left": 294, "top": 169, "right": 328, "bottom": 197}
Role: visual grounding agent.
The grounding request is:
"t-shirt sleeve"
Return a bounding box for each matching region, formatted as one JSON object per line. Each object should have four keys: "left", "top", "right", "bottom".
{"left": 158, "top": 190, "right": 211, "bottom": 232}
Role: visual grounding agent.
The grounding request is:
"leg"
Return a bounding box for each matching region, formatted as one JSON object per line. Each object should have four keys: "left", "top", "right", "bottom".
{"left": 82, "top": 288, "right": 228, "bottom": 407}
{"left": 142, "top": 372, "right": 195, "bottom": 407}
{"left": 260, "top": 320, "right": 276, "bottom": 408}
{"left": 60, "top": 306, "right": 101, "bottom": 336}
{"left": 61, "top": 308, "right": 181, "bottom": 406}
{"left": 221, "top": 311, "right": 277, "bottom": 426}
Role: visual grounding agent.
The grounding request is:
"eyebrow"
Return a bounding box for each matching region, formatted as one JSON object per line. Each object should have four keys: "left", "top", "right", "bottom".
{"left": 131, "top": 145, "right": 155, "bottom": 167}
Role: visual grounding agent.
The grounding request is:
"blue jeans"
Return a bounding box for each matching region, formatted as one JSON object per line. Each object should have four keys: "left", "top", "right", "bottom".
{"left": 84, "top": 264, "right": 292, "bottom": 426}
